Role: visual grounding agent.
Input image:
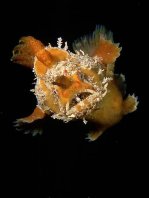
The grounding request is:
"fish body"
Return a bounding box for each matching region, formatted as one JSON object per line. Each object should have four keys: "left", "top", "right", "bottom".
{"left": 12, "top": 26, "right": 138, "bottom": 141}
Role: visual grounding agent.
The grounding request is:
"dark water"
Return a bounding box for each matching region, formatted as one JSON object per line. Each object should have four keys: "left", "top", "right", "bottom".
{"left": 0, "top": 1, "right": 146, "bottom": 197}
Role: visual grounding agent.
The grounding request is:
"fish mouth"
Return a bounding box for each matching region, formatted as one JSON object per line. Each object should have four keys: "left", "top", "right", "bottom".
{"left": 65, "top": 89, "right": 100, "bottom": 119}
{"left": 68, "top": 91, "right": 92, "bottom": 109}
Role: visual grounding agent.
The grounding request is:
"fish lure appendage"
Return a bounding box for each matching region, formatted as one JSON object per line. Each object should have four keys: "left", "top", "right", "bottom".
{"left": 12, "top": 26, "right": 138, "bottom": 141}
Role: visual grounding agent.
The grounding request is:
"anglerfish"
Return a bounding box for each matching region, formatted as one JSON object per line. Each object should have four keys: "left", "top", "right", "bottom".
{"left": 12, "top": 26, "right": 138, "bottom": 141}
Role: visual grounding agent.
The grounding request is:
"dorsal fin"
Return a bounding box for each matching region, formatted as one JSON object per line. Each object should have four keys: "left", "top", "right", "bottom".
{"left": 73, "top": 25, "right": 122, "bottom": 64}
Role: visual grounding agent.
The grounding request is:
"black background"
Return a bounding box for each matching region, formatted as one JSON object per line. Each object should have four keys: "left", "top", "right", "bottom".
{"left": 0, "top": 1, "right": 147, "bottom": 198}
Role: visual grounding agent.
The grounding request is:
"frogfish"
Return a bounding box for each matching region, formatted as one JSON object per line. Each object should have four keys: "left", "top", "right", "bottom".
{"left": 12, "top": 26, "right": 138, "bottom": 141}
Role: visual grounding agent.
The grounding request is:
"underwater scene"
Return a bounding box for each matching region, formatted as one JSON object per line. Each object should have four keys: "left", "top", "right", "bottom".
{"left": 1, "top": 1, "right": 145, "bottom": 198}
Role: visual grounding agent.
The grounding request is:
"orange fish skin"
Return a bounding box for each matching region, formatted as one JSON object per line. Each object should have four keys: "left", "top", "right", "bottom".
{"left": 12, "top": 26, "right": 138, "bottom": 141}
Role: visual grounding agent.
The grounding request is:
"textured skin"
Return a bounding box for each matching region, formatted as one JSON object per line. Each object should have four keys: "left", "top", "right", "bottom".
{"left": 12, "top": 26, "right": 138, "bottom": 141}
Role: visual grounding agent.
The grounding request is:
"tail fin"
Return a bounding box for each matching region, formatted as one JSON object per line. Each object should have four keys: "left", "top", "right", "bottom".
{"left": 11, "top": 36, "right": 45, "bottom": 68}
{"left": 123, "top": 94, "right": 139, "bottom": 115}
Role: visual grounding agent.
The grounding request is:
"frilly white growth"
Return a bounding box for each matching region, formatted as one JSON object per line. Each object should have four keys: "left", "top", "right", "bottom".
{"left": 34, "top": 38, "right": 112, "bottom": 123}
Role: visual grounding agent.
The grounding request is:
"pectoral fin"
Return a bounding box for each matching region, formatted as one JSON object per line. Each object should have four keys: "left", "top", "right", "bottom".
{"left": 86, "top": 126, "right": 107, "bottom": 141}
{"left": 14, "top": 106, "right": 45, "bottom": 126}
